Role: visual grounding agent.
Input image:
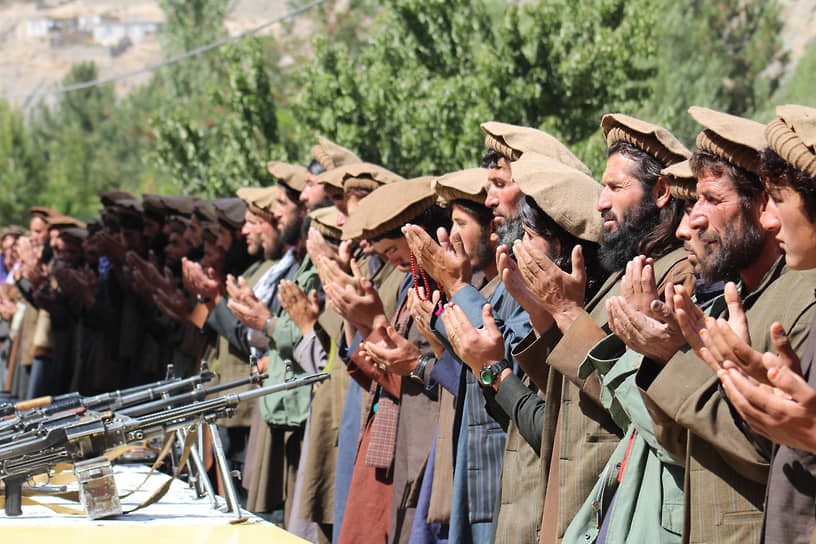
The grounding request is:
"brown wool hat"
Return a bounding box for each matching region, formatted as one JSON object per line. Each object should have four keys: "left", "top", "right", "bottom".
{"left": 211, "top": 198, "right": 247, "bottom": 230}
{"left": 689, "top": 106, "right": 766, "bottom": 176}
{"left": 0, "top": 226, "right": 26, "bottom": 239}
{"left": 765, "top": 104, "right": 816, "bottom": 179}
{"left": 159, "top": 195, "right": 197, "bottom": 218}
{"left": 141, "top": 194, "right": 166, "bottom": 222}
{"left": 481, "top": 121, "right": 592, "bottom": 175}
{"left": 511, "top": 152, "right": 603, "bottom": 244}
{"left": 59, "top": 227, "right": 88, "bottom": 244}
{"left": 314, "top": 165, "right": 346, "bottom": 193}
{"left": 342, "top": 163, "right": 405, "bottom": 194}
{"left": 661, "top": 160, "right": 697, "bottom": 201}
{"left": 47, "top": 215, "right": 87, "bottom": 230}
{"left": 193, "top": 200, "right": 217, "bottom": 224}
{"left": 236, "top": 186, "right": 277, "bottom": 220}
{"left": 311, "top": 136, "right": 361, "bottom": 171}
{"left": 432, "top": 168, "right": 488, "bottom": 206}
{"left": 29, "top": 207, "right": 60, "bottom": 220}
{"left": 602, "top": 114, "right": 691, "bottom": 167}
{"left": 86, "top": 218, "right": 103, "bottom": 235}
{"left": 342, "top": 177, "right": 437, "bottom": 241}
{"left": 268, "top": 161, "right": 308, "bottom": 193}
{"left": 202, "top": 221, "right": 220, "bottom": 244}
{"left": 166, "top": 215, "right": 190, "bottom": 234}
{"left": 99, "top": 191, "right": 137, "bottom": 208}
{"left": 309, "top": 206, "right": 342, "bottom": 243}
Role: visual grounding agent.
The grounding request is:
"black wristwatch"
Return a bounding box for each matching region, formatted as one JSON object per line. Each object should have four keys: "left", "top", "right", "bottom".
{"left": 479, "top": 360, "right": 510, "bottom": 387}
{"left": 411, "top": 354, "right": 434, "bottom": 384}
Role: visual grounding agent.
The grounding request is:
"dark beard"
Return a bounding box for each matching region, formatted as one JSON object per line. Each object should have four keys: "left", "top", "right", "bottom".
{"left": 496, "top": 214, "right": 524, "bottom": 248}
{"left": 473, "top": 235, "right": 494, "bottom": 273}
{"left": 698, "top": 214, "right": 763, "bottom": 284}
{"left": 598, "top": 198, "right": 660, "bottom": 273}
{"left": 280, "top": 217, "right": 302, "bottom": 247}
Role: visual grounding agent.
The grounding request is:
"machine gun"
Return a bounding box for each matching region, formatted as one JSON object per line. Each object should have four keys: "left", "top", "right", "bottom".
{"left": 0, "top": 371, "right": 329, "bottom": 516}
{"left": 0, "top": 368, "right": 217, "bottom": 440}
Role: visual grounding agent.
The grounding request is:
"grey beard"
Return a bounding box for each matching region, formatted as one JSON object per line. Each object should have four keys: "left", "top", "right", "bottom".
{"left": 497, "top": 214, "right": 524, "bottom": 248}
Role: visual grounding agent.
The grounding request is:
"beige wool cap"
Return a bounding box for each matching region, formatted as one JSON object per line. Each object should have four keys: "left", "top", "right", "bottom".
{"left": 661, "top": 160, "right": 697, "bottom": 201}
{"left": 511, "top": 152, "right": 603, "bottom": 244}
{"left": 765, "top": 104, "right": 816, "bottom": 178}
{"left": 342, "top": 163, "right": 405, "bottom": 193}
{"left": 236, "top": 186, "right": 277, "bottom": 220}
{"left": 212, "top": 198, "right": 247, "bottom": 230}
{"left": 29, "top": 207, "right": 60, "bottom": 220}
{"left": 602, "top": 113, "right": 691, "bottom": 167}
{"left": 311, "top": 136, "right": 361, "bottom": 171}
{"left": 342, "top": 177, "right": 437, "bottom": 241}
{"left": 267, "top": 161, "right": 308, "bottom": 193}
{"left": 432, "top": 168, "right": 488, "bottom": 206}
{"left": 47, "top": 215, "right": 87, "bottom": 230}
{"left": 309, "top": 206, "right": 342, "bottom": 242}
{"left": 689, "top": 106, "right": 766, "bottom": 175}
{"left": 481, "top": 121, "right": 592, "bottom": 176}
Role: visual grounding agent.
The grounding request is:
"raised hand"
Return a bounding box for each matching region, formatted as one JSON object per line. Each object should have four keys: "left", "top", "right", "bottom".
{"left": 227, "top": 291, "right": 272, "bottom": 331}
{"left": 277, "top": 280, "right": 321, "bottom": 336}
{"left": 620, "top": 255, "right": 659, "bottom": 314}
{"left": 606, "top": 292, "right": 685, "bottom": 365}
{"left": 406, "top": 288, "right": 445, "bottom": 357}
{"left": 360, "top": 324, "right": 423, "bottom": 376}
{"left": 513, "top": 240, "right": 586, "bottom": 333}
{"left": 323, "top": 273, "right": 386, "bottom": 338}
{"left": 497, "top": 244, "right": 554, "bottom": 336}
{"left": 440, "top": 302, "right": 506, "bottom": 378}
{"left": 152, "top": 286, "right": 192, "bottom": 323}
{"left": 402, "top": 224, "right": 471, "bottom": 296}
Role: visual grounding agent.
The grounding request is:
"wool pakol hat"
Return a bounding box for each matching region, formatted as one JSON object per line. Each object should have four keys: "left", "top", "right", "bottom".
{"left": 29, "top": 207, "right": 59, "bottom": 220}
{"left": 236, "top": 187, "right": 277, "bottom": 220}
{"left": 192, "top": 199, "right": 217, "bottom": 224}
{"left": 342, "top": 177, "right": 437, "bottom": 241}
{"left": 159, "top": 195, "right": 197, "bottom": 218}
{"left": 342, "top": 163, "right": 405, "bottom": 193}
{"left": 309, "top": 206, "right": 342, "bottom": 243}
{"left": 765, "top": 104, "right": 816, "bottom": 178}
{"left": 432, "top": 168, "right": 488, "bottom": 206}
{"left": 511, "top": 152, "right": 603, "bottom": 244}
{"left": 481, "top": 121, "right": 592, "bottom": 176}
{"left": 58, "top": 226, "right": 88, "bottom": 244}
{"left": 46, "top": 215, "right": 87, "bottom": 230}
{"left": 166, "top": 215, "right": 190, "bottom": 235}
{"left": 689, "top": 106, "right": 766, "bottom": 175}
{"left": 661, "top": 160, "right": 697, "bottom": 201}
{"left": 267, "top": 161, "right": 308, "bottom": 193}
{"left": 141, "top": 194, "right": 166, "bottom": 223}
{"left": 311, "top": 136, "right": 361, "bottom": 171}
{"left": 98, "top": 191, "right": 137, "bottom": 208}
{"left": 211, "top": 198, "right": 247, "bottom": 230}
{"left": 602, "top": 114, "right": 690, "bottom": 167}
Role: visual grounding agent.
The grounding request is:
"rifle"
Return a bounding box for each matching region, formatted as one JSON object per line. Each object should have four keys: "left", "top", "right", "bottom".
{"left": 0, "top": 371, "right": 328, "bottom": 516}
{"left": 0, "top": 369, "right": 217, "bottom": 439}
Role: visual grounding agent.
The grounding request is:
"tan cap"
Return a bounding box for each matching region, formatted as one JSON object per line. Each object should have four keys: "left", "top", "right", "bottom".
{"left": 0, "top": 226, "right": 26, "bottom": 239}
{"left": 432, "top": 168, "right": 488, "bottom": 206}
{"left": 236, "top": 186, "right": 277, "bottom": 219}
{"left": 309, "top": 206, "right": 342, "bottom": 242}
{"left": 268, "top": 161, "right": 308, "bottom": 193}
{"left": 314, "top": 165, "right": 346, "bottom": 192}
{"left": 211, "top": 198, "right": 247, "bottom": 230}
{"left": 98, "top": 190, "right": 137, "bottom": 207}
{"left": 311, "top": 136, "right": 361, "bottom": 171}
{"left": 602, "top": 113, "right": 690, "bottom": 166}
{"left": 661, "top": 160, "right": 697, "bottom": 201}
{"left": 58, "top": 226, "right": 88, "bottom": 244}
{"left": 342, "top": 163, "right": 405, "bottom": 193}
{"left": 342, "top": 177, "right": 437, "bottom": 241}
{"left": 481, "top": 121, "right": 592, "bottom": 175}
{"left": 29, "top": 207, "right": 59, "bottom": 219}
{"left": 511, "top": 152, "right": 603, "bottom": 244}
{"left": 689, "top": 106, "right": 766, "bottom": 175}
{"left": 765, "top": 104, "right": 816, "bottom": 178}
{"left": 159, "top": 195, "right": 197, "bottom": 217}
{"left": 47, "top": 215, "right": 87, "bottom": 230}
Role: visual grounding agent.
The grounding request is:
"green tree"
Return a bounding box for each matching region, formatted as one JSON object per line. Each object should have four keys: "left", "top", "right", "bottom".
{"left": 0, "top": 100, "right": 47, "bottom": 225}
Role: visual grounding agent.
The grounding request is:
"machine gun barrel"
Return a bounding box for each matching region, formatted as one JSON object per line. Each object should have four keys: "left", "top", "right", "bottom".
{"left": 0, "top": 372, "right": 329, "bottom": 516}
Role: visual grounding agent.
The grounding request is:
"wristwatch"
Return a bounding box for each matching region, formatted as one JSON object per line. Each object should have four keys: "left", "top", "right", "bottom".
{"left": 410, "top": 354, "right": 434, "bottom": 384}
{"left": 479, "top": 360, "right": 510, "bottom": 387}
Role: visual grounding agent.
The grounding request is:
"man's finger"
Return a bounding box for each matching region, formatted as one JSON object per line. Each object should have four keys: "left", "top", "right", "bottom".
{"left": 770, "top": 322, "right": 802, "bottom": 375}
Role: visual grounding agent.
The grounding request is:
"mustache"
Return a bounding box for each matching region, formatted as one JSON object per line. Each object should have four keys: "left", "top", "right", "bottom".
{"left": 601, "top": 211, "right": 618, "bottom": 224}
{"left": 698, "top": 229, "right": 720, "bottom": 244}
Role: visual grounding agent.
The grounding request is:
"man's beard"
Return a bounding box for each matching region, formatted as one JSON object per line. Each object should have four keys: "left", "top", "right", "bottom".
{"left": 598, "top": 198, "right": 661, "bottom": 273}
{"left": 280, "top": 217, "right": 302, "bottom": 247}
{"left": 472, "top": 235, "right": 494, "bottom": 273}
{"left": 264, "top": 238, "right": 285, "bottom": 260}
{"left": 309, "top": 197, "right": 333, "bottom": 211}
{"left": 496, "top": 214, "right": 524, "bottom": 248}
{"left": 698, "top": 214, "right": 763, "bottom": 284}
